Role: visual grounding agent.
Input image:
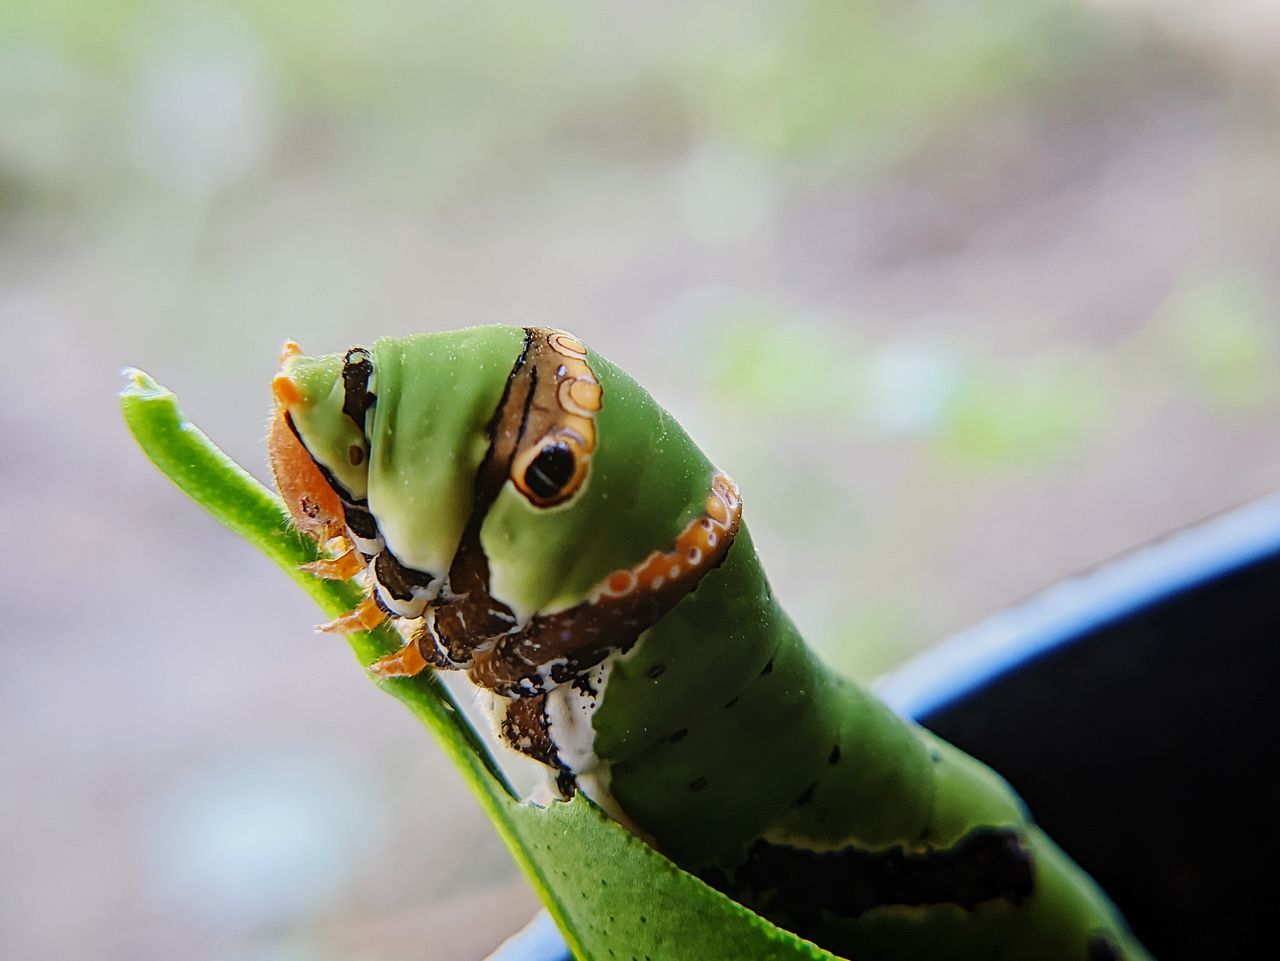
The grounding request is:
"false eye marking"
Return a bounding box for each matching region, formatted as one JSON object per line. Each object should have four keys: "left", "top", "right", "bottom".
{"left": 509, "top": 328, "right": 601, "bottom": 508}
{"left": 523, "top": 441, "right": 577, "bottom": 501}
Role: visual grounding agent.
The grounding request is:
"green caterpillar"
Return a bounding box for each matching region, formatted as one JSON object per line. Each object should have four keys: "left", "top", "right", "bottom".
{"left": 267, "top": 325, "right": 1152, "bottom": 961}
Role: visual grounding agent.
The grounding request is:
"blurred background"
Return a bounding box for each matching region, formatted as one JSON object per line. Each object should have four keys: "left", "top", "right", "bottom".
{"left": 4, "top": 1, "right": 1280, "bottom": 959}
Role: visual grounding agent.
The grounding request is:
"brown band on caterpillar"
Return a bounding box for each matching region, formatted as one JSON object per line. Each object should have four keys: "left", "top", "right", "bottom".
{"left": 431, "top": 327, "right": 605, "bottom": 665}
{"left": 468, "top": 473, "right": 743, "bottom": 696}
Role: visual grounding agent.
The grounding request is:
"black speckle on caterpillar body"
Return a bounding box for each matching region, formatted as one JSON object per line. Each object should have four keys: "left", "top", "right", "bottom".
{"left": 571, "top": 673, "right": 599, "bottom": 698}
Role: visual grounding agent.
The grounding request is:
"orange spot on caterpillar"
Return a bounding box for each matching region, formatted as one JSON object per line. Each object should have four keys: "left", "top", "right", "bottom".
{"left": 591, "top": 473, "right": 742, "bottom": 605}
{"left": 272, "top": 373, "right": 302, "bottom": 407}
{"left": 706, "top": 497, "right": 729, "bottom": 525}
{"left": 548, "top": 331, "right": 588, "bottom": 358}
{"left": 565, "top": 377, "right": 602, "bottom": 413}
{"left": 318, "top": 594, "right": 388, "bottom": 634}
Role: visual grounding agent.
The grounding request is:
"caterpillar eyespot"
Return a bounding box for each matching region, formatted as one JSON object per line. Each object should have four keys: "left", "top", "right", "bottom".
{"left": 268, "top": 325, "right": 1153, "bottom": 961}
{"left": 512, "top": 436, "right": 587, "bottom": 507}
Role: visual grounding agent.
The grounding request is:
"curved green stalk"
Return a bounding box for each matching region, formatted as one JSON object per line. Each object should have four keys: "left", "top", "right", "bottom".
{"left": 119, "top": 368, "right": 843, "bottom": 961}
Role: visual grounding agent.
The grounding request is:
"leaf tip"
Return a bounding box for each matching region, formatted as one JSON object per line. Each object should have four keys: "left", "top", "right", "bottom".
{"left": 119, "top": 367, "right": 171, "bottom": 402}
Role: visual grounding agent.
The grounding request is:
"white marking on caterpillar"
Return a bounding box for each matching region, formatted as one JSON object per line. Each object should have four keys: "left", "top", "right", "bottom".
{"left": 543, "top": 657, "right": 613, "bottom": 774}
{"left": 348, "top": 528, "right": 383, "bottom": 557}
{"left": 421, "top": 610, "right": 458, "bottom": 666}
{"left": 370, "top": 566, "right": 442, "bottom": 619}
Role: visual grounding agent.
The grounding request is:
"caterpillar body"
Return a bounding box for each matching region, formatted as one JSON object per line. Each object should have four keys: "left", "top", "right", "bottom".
{"left": 268, "top": 326, "right": 1152, "bottom": 961}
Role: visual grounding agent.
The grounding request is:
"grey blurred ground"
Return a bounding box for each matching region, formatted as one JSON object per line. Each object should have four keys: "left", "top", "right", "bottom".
{"left": 3, "top": 3, "right": 1279, "bottom": 960}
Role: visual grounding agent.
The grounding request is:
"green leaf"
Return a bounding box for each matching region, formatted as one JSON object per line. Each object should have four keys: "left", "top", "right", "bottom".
{"left": 119, "top": 368, "right": 845, "bottom": 961}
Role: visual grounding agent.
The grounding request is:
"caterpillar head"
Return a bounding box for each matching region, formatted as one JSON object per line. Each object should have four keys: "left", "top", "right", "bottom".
{"left": 269, "top": 326, "right": 721, "bottom": 626}
{"left": 269, "top": 326, "right": 528, "bottom": 581}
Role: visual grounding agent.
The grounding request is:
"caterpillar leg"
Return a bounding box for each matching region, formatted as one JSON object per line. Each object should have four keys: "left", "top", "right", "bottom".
{"left": 317, "top": 595, "right": 387, "bottom": 634}
{"left": 300, "top": 545, "right": 364, "bottom": 580}
{"left": 368, "top": 618, "right": 456, "bottom": 678}
{"left": 368, "top": 640, "right": 430, "bottom": 678}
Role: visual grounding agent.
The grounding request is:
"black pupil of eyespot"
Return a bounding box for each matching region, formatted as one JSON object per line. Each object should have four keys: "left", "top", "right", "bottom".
{"left": 525, "top": 442, "right": 576, "bottom": 500}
